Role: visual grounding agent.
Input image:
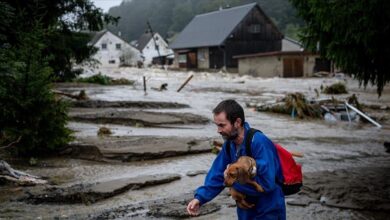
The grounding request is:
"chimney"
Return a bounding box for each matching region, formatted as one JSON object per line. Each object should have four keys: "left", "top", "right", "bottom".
{"left": 118, "top": 31, "right": 121, "bottom": 37}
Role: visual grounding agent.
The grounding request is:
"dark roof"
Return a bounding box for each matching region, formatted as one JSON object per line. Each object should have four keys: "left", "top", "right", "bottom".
{"left": 170, "top": 3, "right": 258, "bottom": 49}
{"left": 89, "top": 30, "right": 108, "bottom": 46}
{"left": 136, "top": 31, "right": 153, "bottom": 51}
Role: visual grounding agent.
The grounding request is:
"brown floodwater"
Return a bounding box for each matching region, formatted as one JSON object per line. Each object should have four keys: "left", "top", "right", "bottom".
{"left": 1, "top": 68, "right": 389, "bottom": 219}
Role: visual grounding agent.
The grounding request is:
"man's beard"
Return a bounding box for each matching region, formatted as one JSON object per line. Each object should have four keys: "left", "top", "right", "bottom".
{"left": 221, "top": 128, "right": 238, "bottom": 141}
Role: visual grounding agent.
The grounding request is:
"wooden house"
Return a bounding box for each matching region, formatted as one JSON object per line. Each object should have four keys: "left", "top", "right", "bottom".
{"left": 169, "top": 3, "right": 283, "bottom": 71}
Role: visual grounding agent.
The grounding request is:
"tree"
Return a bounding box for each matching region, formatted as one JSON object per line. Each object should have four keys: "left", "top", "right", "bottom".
{"left": 290, "top": 0, "right": 390, "bottom": 96}
{"left": 0, "top": 0, "right": 116, "bottom": 156}
{"left": 0, "top": 25, "right": 73, "bottom": 156}
{"left": 1, "top": 0, "right": 118, "bottom": 81}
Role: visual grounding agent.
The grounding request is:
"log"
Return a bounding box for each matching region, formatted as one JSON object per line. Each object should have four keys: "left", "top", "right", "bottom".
{"left": 0, "top": 160, "right": 47, "bottom": 186}
{"left": 177, "top": 74, "right": 193, "bottom": 92}
{"left": 53, "top": 90, "right": 88, "bottom": 100}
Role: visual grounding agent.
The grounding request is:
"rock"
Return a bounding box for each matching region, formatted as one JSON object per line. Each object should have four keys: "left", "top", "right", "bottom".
{"left": 148, "top": 201, "right": 220, "bottom": 218}
{"left": 186, "top": 170, "right": 207, "bottom": 177}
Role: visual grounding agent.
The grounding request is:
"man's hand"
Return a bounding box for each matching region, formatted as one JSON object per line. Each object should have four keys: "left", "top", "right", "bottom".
{"left": 186, "top": 199, "right": 200, "bottom": 216}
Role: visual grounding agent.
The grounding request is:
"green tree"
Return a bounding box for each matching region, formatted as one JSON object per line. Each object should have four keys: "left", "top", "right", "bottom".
{"left": 0, "top": 0, "right": 116, "bottom": 156}
{"left": 290, "top": 0, "right": 390, "bottom": 95}
{"left": 0, "top": 25, "right": 72, "bottom": 156}
{"left": 2, "top": 0, "right": 118, "bottom": 81}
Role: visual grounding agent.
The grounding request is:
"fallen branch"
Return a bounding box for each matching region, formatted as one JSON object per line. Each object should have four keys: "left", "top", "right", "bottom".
{"left": 0, "top": 136, "right": 22, "bottom": 150}
{"left": 53, "top": 90, "right": 88, "bottom": 100}
{"left": 177, "top": 74, "right": 193, "bottom": 92}
{"left": 0, "top": 160, "right": 47, "bottom": 186}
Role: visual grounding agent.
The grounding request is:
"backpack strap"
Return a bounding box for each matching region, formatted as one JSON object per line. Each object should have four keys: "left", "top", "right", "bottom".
{"left": 245, "top": 128, "right": 262, "bottom": 157}
{"left": 224, "top": 140, "right": 231, "bottom": 161}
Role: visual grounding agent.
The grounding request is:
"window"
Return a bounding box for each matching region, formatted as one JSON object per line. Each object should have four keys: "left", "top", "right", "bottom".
{"left": 101, "top": 43, "right": 107, "bottom": 49}
{"left": 115, "top": 43, "right": 121, "bottom": 50}
{"left": 248, "top": 24, "right": 261, "bottom": 33}
{"left": 109, "top": 60, "right": 116, "bottom": 64}
{"left": 178, "top": 54, "right": 187, "bottom": 63}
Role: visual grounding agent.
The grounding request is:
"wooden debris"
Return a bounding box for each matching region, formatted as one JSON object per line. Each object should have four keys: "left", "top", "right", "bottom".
{"left": 97, "top": 127, "right": 112, "bottom": 136}
{"left": 53, "top": 90, "right": 88, "bottom": 100}
{"left": 0, "top": 160, "right": 47, "bottom": 186}
{"left": 177, "top": 74, "right": 193, "bottom": 92}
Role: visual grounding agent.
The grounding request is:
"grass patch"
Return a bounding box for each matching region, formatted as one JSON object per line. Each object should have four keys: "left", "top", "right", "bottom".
{"left": 74, "top": 74, "right": 134, "bottom": 85}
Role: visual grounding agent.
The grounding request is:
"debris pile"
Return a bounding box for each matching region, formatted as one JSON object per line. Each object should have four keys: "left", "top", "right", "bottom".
{"left": 247, "top": 93, "right": 383, "bottom": 127}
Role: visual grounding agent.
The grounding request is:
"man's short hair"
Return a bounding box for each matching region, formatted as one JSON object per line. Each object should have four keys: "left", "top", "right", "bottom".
{"left": 213, "top": 99, "right": 245, "bottom": 126}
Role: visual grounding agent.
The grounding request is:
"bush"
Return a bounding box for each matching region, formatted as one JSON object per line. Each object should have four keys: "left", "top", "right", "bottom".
{"left": 75, "top": 73, "right": 111, "bottom": 85}
{"left": 74, "top": 74, "right": 134, "bottom": 85}
{"left": 0, "top": 28, "right": 73, "bottom": 157}
{"left": 323, "top": 82, "right": 348, "bottom": 94}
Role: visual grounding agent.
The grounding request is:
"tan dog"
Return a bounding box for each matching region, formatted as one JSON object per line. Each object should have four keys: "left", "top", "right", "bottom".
{"left": 224, "top": 156, "right": 264, "bottom": 209}
{"left": 224, "top": 156, "right": 264, "bottom": 192}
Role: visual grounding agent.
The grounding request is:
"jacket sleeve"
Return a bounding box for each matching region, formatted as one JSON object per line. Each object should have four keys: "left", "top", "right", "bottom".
{"left": 233, "top": 133, "right": 279, "bottom": 196}
{"left": 194, "top": 142, "right": 230, "bottom": 205}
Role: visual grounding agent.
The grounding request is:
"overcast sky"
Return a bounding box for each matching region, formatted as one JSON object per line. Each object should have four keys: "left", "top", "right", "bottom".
{"left": 91, "top": 0, "right": 123, "bottom": 12}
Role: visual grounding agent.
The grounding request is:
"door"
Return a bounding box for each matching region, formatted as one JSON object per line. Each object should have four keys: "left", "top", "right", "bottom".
{"left": 187, "top": 52, "right": 197, "bottom": 69}
{"left": 283, "top": 58, "right": 304, "bottom": 77}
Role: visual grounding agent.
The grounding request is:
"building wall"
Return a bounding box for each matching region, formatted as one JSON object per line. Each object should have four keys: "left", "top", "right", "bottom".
{"left": 238, "top": 54, "right": 319, "bottom": 77}
{"left": 93, "top": 32, "right": 142, "bottom": 68}
{"left": 303, "top": 55, "right": 317, "bottom": 77}
{"left": 239, "top": 56, "right": 282, "bottom": 77}
{"left": 142, "top": 33, "right": 173, "bottom": 65}
{"left": 197, "top": 47, "right": 209, "bottom": 69}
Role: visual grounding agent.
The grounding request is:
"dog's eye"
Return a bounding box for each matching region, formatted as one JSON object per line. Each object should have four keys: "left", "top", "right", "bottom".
{"left": 229, "top": 173, "right": 236, "bottom": 178}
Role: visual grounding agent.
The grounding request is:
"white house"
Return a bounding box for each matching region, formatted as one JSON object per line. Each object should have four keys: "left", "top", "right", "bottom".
{"left": 88, "top": 30, "right": 142, "bottom": 68}
{"left": 134, "top": 30, "right": 173, "bottom": 66}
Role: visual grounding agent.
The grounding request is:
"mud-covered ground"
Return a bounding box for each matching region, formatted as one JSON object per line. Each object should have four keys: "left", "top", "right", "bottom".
{"left": 1, "top": 67, "right": 390, "bottom": 219}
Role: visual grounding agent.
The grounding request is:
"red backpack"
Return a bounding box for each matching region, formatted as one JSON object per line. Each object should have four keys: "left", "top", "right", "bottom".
{"left": 225, "top": 128, "right": 303, "bottom": 195}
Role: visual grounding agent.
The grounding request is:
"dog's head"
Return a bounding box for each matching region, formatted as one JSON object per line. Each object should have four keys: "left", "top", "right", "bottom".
{"left": 224, "top": 164, "right": 240, "bottom": 187}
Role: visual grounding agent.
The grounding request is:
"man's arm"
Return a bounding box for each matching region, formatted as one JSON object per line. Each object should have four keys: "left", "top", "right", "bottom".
{"left": 233, "top": 133, "right": 280, "bottom": 196}
{"left": 193, "top": 142, "right": 230, "bottom": 205}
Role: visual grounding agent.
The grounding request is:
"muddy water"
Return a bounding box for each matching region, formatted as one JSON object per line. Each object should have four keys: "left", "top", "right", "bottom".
{"left": 1, "top": 68, "right": 390, "bottom": 219}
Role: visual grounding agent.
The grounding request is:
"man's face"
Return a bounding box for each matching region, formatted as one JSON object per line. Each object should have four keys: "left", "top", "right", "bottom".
{"left": 214, "top": 112, "right": 239, "bottom": 141}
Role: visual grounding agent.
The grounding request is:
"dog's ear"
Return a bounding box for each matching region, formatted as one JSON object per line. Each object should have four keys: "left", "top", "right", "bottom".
{"left": 236, "top": 167, "right": 244, "bottom": 183}
{"left": 228, "top": 167, "right": 238, "bottom": 179}
{"left": 237, "top": 167, "right": 247, "bottom": 184}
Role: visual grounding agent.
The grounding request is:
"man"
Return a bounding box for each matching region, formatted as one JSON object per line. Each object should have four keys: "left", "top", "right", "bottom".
{"left": 186, "top": 99, "right": 286, "bottom": 219}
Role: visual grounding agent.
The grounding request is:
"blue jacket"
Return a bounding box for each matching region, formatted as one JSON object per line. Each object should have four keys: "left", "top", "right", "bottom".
{"left": 195, "top": 122, "right": 286, "bottom": 220}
